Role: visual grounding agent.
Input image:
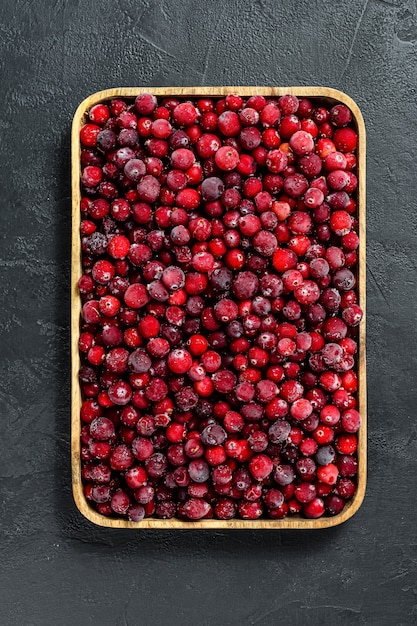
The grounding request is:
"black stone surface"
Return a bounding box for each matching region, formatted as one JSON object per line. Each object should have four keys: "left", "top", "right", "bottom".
{"left": 1, "top": 0, "right": 416, "bottom": 624}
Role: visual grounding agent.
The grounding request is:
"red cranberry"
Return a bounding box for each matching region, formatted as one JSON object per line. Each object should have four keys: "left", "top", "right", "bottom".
{"left": 333, "top": 127, "right": 357, "bottom": 152}
{"left": 182, "top": 498, "right": 211, "bottom": 520}
{"left": 342, "top": 305, "right": 363, "bottom": 326}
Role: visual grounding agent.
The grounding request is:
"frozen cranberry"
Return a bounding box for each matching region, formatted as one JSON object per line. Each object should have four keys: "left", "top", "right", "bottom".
{"left": 175, "top": 386, "right": 198, "bottom": 411}
{"left": 89, "top": 417, "right": 115, "bottom": 441}
{"left": 273, "top": 464, "right": 295, "bottom": 486}
{"left": 333, "top": 127, "right": 357, "bottom": 152}
{"left": 341, "top": 409, "right": 362, "bottom": 433}
{"left": 107, "top": 379, "right": 132, "bottom": 405}
{"left": 268, "top": 420, "right": 291, "bottom": 444}
{"left": 266, "top": 149, "right": 288, "bottom": 173}
{"left": 253, "top": 230, "right": 278, "bottom": 256}
{"left": 167, "top": 348, "right": 193, "bottom": 374}
{"left": 200, "top": 424, "right": 226, "bottom": 447}
{"left": 109, "top": 443, "right": 133, "bottom": 470}
{"left": 260, "top": 101, "right": 281, "bottom": 125}
{"left": 322, "top": 317, "right": 348, "bottom": 341}
{"left": 216, "top": 110, "right": 240, "bottom": 136}
{"left": 90, "top": 484, "right": 111, "bottom": 503}
{"left": 182, "top": 498, "right": 211, "bottom": 520}
{"left": 214, "top": 146, "right": 240, "bottom": 171}
{"left": 303, "top": 497, "right": 324, "bottom": 518}
{"left": 272, "top": 248, "right": 298, "bottom": 272}
{"left": 127, "top": 504, "right": 146, "bottom": 522}
{"left": 172, "top": 102, "right": 198, "bottom": 126}
{"left": 247, "top": 454, "right": 272, "bottom": 481}
{"left": 80, "top": 123, "right": 101, "bottom": 147}
{"left": 290, "top": 398, "right": 313, "bottom": 420}
{"left": 111, "top": 490, "right": 130, "bottom": 515}
{"left": 124, "top": 283, "right": 149, "bottom": 309}
{"left": 325, "top": 495, "right": 345, "bottom": 516}
{"left": 304, "top": 187, "right": 324, "bottom": 209}
{"left": 133, "top": 93, "right": 156, "bottom": 115}
{"left": 215, "top": 498, "right": 237, "bottom": 519}
{"left": 201, "top": 176, "right": 225, "bottom": 201}
{"left": 294, "top": 281, "right": 320, "bottom": 305}
{"left": 175, "top": 188, "right": 200, "bottom": 210}
{"left": 290, "top": 130, "right": 314, "bottom": 155}
{"left": 294, "top": 482, "right": 316, "bottom": 504}
{"left": 342, "top": 305, "right": 363, "bottom": 326}
{"left": 239, "top": 127, "right": 262, "bottom": 150}
{"left": 321, "top": 343, "right": 343, "bottom": 367}
{"left": 127, "top": 348, "right": 151, "bottom": 374}
{"left": 188, "top": 459, "right": 210, "bottom": 483}
{"left": 213, "top": 298, "right": 238, "bottom": 323}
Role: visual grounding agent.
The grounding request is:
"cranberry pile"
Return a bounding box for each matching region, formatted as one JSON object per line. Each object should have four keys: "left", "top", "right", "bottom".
{"left": 78, "top": 92, "right": 363, "bottom": 522}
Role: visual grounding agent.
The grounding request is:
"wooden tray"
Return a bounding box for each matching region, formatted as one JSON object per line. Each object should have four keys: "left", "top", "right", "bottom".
{"left": 71, "top": 87, "right": 366, "bottom": 529}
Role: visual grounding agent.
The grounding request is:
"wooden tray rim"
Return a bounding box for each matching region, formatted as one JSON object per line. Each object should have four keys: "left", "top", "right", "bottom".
{"left": 71, "top": 86, "right": 367, "bottom": 529}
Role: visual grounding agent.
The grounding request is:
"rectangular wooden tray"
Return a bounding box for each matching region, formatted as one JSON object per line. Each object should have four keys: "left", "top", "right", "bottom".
{"left": 71, "top": 87, "right": 366, "bottom": 529}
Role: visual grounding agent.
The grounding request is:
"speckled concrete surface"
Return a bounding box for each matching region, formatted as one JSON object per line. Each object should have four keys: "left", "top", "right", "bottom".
{"left": 1, "top": 0, "right": 416, "bottom": 624}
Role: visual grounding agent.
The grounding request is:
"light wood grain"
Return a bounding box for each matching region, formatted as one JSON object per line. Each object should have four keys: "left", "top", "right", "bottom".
{"left": 72, "top": 87, "right": 366, "bottom": 529}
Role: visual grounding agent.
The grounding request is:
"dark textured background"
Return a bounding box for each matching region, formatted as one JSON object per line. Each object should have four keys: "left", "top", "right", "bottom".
{"left": 1, "top": 0, "right": 416, "bottom": 624}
